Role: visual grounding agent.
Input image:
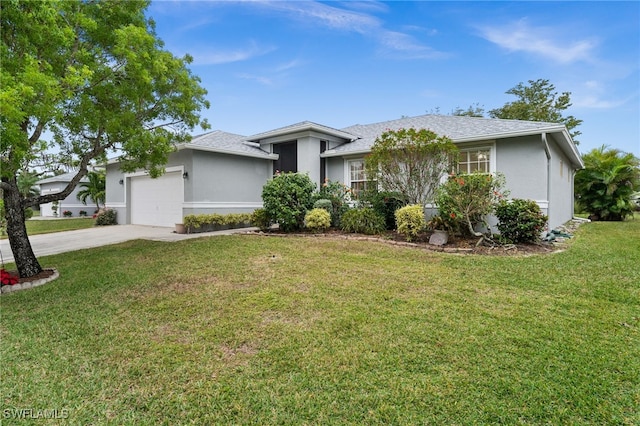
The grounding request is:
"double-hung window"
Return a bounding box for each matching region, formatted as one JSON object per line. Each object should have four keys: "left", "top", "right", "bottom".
{"left": 346, "top": 159, "right": 371, "bottom": 196}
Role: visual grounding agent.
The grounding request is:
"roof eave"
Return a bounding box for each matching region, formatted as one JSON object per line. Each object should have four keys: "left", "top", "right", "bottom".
{"left": 247, "top": 123, "right": 355, "bottom": 142}
{"left": 177, "top": 143, "right": 278, "bottom": 160}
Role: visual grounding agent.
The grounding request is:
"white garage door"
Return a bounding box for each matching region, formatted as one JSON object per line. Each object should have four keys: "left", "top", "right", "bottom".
{"left": 130, "top": 172, "right": 183, "bottom": 227}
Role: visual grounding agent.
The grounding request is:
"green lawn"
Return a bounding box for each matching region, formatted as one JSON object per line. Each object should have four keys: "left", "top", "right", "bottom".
{"left": 1, "top": 221, "right": 638, "bottom": 424}
{"left": 1, "top": 217, "right": 96, "bottom": 239}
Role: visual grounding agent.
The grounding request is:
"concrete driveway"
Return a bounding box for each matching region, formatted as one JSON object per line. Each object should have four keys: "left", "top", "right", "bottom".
{"left": 0, "top": 225, "right": 256, "bottom": 264}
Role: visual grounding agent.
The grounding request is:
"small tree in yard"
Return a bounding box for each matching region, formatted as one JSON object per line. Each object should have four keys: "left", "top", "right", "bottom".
{"left": 435, "top": 173, "right": 508, "bottom": 245}
{"left": 575, "top": 145, "right": 640, "bottom": 221}
{"left": 1, "top": 0, "right": 209, "bottom": 278}
{"left": 262, "top": 172, "right": 316, "bottom": 232}
{"left": 365, "top": 128, "right": 458, "bottom": 206}
{"left": 77, "top": 171, "right": 106, "bottom": 212}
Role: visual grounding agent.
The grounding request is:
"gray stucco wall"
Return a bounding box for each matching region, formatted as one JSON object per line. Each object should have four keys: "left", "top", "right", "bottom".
{"left": 39, "top": 181, "right": 92, "bottom": 218}
{"left": 185, "top": 150, "right": 272, "bottom": 214}
{"left": 325, "top": 157, "right": 345, "bottom": 184}
{"left": 105, "top": 162, "right": 126, "bottom": 224}
{"left": 546, "top": 134, "right": 575, "bottom": 229}
{"left": 495, "top": 135, "right": 548, "bottom": 204}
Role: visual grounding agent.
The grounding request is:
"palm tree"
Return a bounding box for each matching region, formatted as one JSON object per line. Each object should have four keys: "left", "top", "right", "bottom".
{"left": 77, "top": 171, "right": 106, "bottom": 212}
{"left": 575, "top": 145, "right": 640, "bottom": 221}
{"left": 16, "top": 170, "right": 40, "bottom": 198}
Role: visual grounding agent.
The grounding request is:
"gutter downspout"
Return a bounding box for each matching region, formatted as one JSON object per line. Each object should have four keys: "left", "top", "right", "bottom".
{"left": 542, "top": 133, "right": 551, "bottom": 229}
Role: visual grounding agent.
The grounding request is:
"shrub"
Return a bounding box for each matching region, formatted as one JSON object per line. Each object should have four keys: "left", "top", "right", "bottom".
{"left": 365, "top": 128, "right": 458, "bottom": 205}
{"left": 361, "top": 190, "right": 408, "bottom": 230}
{"left": 395, "top": 204, "right": 426, "bottom": 242}
{"left": 262, "top": 172, "right": 315, "bottom": 232}
{"left": 304, "top": 208, "right": 331, "bottom": 233}
{"left": 251, "top": 208, "right": 272, "bottom": 232}
{"left": 63, "top": 210, "right": 72, "bottom": 217}
{"left": 79, "top": 210, "right": 87, "bottom": 217}
{"left": 495, "top": 199, "right": 548, "bottom": 243}
{"left": 183, "top": 213, "right": 252, "bottom": 232}
{"left": 339, "top": 208, "right": 385, "bottom": 235}
{"left": 312, "top": 179, "right": 351, "bottom": 227}
{"left": 575, "top": 145, "right": 640, "bottom": 221}
{"left": 435, "top": 173, "right": 508, "bottom": 236}
{"left": 24, "top": 207, "right": 34, "bottom": 220}
{"left": 313, "top": 199, "right": 333, "bottom": 213}
{"left": 95, "top": 209, "right": 117, "bottom": 226}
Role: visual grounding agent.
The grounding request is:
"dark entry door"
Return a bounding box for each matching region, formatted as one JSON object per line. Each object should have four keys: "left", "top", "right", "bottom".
{"left": 273, "top": 141, "right": 297, "bottom": 174}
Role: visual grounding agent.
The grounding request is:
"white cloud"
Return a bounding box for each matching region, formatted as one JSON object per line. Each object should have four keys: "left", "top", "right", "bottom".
{"left": 191, "top": 41, "right": 276, "bottom": 65}
{"left": 478, "top": 19, "right": 597, "bottom": 64}
{"left": 573, "top": 80, "right": 636, "bottom": 109}
{"left": 236, "top": 73, "right": 274, "bottom": 86}
{"left": 252, "top": 1, "right": 446, "bottom": 60}
{"left": 379, "top": 31, "right": 447, "bottom": 59}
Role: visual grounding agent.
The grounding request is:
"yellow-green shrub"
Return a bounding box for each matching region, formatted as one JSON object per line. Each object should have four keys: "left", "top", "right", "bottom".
{"left": 395, "top": 204, "right": 425, "bottom": 241}
{"left": 304, "top": 208, "right": 331, "bottom": 233}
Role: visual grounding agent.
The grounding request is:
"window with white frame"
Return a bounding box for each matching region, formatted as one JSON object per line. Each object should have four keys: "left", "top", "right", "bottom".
{"left": 347, "top": 159, "right": 372, "bottom": 196}
{"left": 457, "top": 148, "right": 491, "bottom": 173}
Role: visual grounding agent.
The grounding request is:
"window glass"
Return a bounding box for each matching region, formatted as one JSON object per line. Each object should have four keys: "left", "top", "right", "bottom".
{"left": 458, "top": 149, "right": 490, "bottom": 173}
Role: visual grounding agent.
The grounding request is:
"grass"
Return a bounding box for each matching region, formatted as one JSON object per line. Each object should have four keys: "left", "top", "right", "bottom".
{"left": 1, "top": 217, "right": 96, "bottom": 239}
{"left": 1, "top": 221, "right": 638, "bottom": 424}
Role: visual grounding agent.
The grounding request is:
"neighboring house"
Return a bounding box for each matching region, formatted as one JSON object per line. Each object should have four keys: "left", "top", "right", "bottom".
{"left": 105, "top": 114, "right": 583, "bottom": 230}
{"left": 37, "top": 172, "right": 91, "bottom": 217}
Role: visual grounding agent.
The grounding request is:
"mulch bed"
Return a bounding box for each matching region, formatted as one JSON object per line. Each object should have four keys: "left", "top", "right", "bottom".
{"left": 248, "top": 228, "right": 562, "bottom": 256}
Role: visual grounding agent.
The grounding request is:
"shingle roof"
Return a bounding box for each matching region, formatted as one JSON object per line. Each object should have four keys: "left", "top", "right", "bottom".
{"left": 330, "top": 114, "right": 567, "bottom": 155}
{"left": 246, "top": 121, "right": 356, "bottom": 142}
{"left": 37, "top": 171, "right": 89, "bottom": 185}
{"left": 184, "top": 130, "right": 275, "bottom": 159}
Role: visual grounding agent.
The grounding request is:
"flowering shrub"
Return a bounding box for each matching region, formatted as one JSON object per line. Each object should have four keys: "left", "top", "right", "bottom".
{"left": 395, "top": 204, "right": 426, "bottom": 242}
{"left": 1, "top": 269, "right": 19, "bottom": 286}
{"left": 79, "top": 210, "right": 87, "bottom": 217}
{"left": 304, "top": 208, "right": 331, "bottom": 233}
{"left": 435, "top": 173, "right": 508, "bottom": 237}
{"left": 63, "top": 210, "right": 72, "bottom": 217}
{"left": 495, "top": 199, "right": 548, "bottom": 243}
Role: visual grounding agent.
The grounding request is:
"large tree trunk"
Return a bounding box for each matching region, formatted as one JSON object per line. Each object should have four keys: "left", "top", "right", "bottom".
{"left": 2, "top": 182, "right": 43, "bottom": 278}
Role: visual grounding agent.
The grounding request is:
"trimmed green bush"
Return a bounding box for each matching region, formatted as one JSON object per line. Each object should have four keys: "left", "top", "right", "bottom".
{"left": 495, "top": 199, "right": 548, "bottom": 243}
{"left": 262, "top": 172, "right": 316, "bottom": 232}
{"left": 95, "top": 209, "right": 117, "bottom": 226}
{"left": 304, "top": 208, "right": 331, "bottom": 233}
{"left": 183, "top": 213, "right": 252, "bottom": 233}
{"left": 339, "top": 208, "right": 385, "bottom": 235}
{"left": 24, "top": 207, "right": 34, "bottom": 220}
{"left": 251, "top": 208, "right": 272, "bottom": 232}
{"left": 313, "top": 199, "right": 333, "bottom": 213}
{"left": 395, "top": 204, "right": 426, "bottom": 242}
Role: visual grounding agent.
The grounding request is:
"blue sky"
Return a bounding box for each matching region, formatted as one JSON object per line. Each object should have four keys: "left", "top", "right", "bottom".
{"left": 147, "top": 1, "right": 640, "bottom": 157}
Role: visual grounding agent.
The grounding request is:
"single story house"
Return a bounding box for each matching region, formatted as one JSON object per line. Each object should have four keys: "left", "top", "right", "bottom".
{"left": 105, "top": 114, "right": 583, "bottom": 230}
{"left": 37, "top": 171, "right": 92, "bottom": 217}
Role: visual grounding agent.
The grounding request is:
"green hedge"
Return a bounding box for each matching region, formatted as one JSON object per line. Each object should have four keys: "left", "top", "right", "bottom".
{"left": 183, "top": 213, "right": 253, "bottom": 233}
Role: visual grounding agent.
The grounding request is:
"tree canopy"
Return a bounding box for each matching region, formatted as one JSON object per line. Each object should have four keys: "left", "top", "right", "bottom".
{"left": 365, "top": 128, "right": 458, "bottom": 206}
{"left": 489, "top": 79, "right": 582, "bottom": 141}
{"left": 0, "top": 0, "right": 210, "bottom": 278}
